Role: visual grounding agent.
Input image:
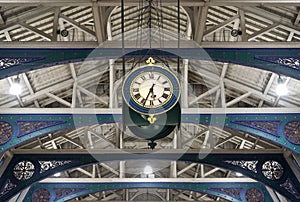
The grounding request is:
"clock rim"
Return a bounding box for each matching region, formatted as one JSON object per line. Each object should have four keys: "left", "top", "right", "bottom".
{"left": 122, "top": 64, "right": 180, "bottom": 115}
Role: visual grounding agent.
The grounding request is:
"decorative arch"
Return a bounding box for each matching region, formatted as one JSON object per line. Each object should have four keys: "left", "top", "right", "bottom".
{"left": 24, "top": 180, "right": 271, "bottom": 202}
{"left": 0, "top": 149, "right": 299, "bottom": 201}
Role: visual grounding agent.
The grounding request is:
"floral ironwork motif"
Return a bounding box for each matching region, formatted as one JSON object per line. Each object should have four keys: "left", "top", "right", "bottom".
{"left": 231, "top": 120, "right": 281, "bottom": 137}
{"left": 0, "top": 57, "right": 44, "bottom": 70}
{"left": 17, "top": 120, "right": 66, "bottom": 137}
{"left": 284, "top": 121, "right": 300, "bottom": 144}
{"left": 13, "top": 161, "right": 35, "bottom": 180}
{"left": 32, "top": 188, "right": 51, "bottom": 202}
{"left": 0, "top": 122, "right": 13, "bottom": 145}
{"left": 0, "top": 179, "right": 16, "bottom": 198}
{"left": 280, "top": 178, "right": 300, "bottom": 199}
{"left": 262, "top": 160, "right": 283, "bottom": 180}
{"left": 209, "top": 187, "right": 242, "bottom": 200}
{"left": 224, "top": 160, "right": 258, "bottom": 173}
{"left": 39, "top": 160, "right": 72, "bottom": 173}
{"left": 245, "top": 188, "right": 264, "bottom": 202}
{"left": 54, "top": 188, "right": 87, "bottom": 200}
{"left": 277, "top": 58, "right": 300, "bottom": 70}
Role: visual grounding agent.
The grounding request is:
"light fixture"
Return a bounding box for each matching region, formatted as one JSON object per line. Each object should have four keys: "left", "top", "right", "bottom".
{"left": 53, "top": 172, "right": 61, "bottom": 177}
{"left": 276, "top": 75, "right": 288, "bottom": 96}
{"left": 9, "top": 76, "right": 21, "bottom": 96}
{"left": 236, "top": 172, "right": 243, "bottom": 177}
{"left": 144, "top": 165, "right": 153, "bottom": 175}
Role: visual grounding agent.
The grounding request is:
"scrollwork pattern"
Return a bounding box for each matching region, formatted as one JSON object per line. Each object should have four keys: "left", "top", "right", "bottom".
{"left": 224, "top": 160, "right": 258, "bottom": 173}
{"left": 0, "top": 179, "right": 16, "bottom": 198}
{"left": 39, "top": 160, "right": 72, "bottom": 173}
{"left": 277, "top": 58, "right": 300, "bottom": 69}
{"left": 280, "top": 178, "right": 300, "bottom": 199}
{"left": 209, "top": 187, "right": 242, "bottom": 200}
{"left": 0, "top": 57, "right": 44, "bottom": 70}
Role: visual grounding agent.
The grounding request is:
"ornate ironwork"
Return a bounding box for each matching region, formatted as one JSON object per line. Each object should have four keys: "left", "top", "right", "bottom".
{"left": 0, "top": 179, "right": 16, "bottom": 198}
{"left": 232, "top": 120, "right": 281, "bottom": 137}
{"left": 277, "top": 58, "right": 300, "bottom": 69}
{"left": 262, "top": 160, "right": 283, "bottom": 180}
{"left": 0, "top": 121, "right": 12, "bottom": 145}
{"left": 224, "top": 160, "right": 258, "bottom": 173}
{"left": 17, "top": 120, "right": 66, "bottom": 137}
{"left": 284, "top": 121, "right": 300, "bottom": 144}
{"left": 32, "top": 188, "right": 51, "bottom": 202}
{"left": 245, "top": 188, "right": 264, "bottom": 202}
{"left": 0, "top": 57, "right": 44, "bottom": 70}
{"left": 13, "top": 161, "right": 35, "bottom": 181}
{"left": 280, "top": 178, "right": 300, "bottom": 199}
{"left": 39, "top": 160, "right": 72, "bottom": 173}
{"left": 54, "top": 188, "right": 87, "bottom": 200}
{"left": 209, "top": 187, "right": 242, "bottom": 200}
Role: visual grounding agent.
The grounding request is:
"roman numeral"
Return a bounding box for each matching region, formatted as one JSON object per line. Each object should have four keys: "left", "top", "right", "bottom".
{"left": 162, "top": 81, "right": 168, "bottom": 85}
{"left": 164, "top": 87, "right": 170, "bottom": 92}
{"left": 157, "top": 76, "right": 161, "bottom": 81}
{"left": 133, "top": 88, "right": 139, "bottom": 92}
{"left": 135, "top": 81, "right": 141, "bottom": 85}
{"left": 141, "top": 98, "right": 146, "bottom": 105}
{"left": 141, "top": 75, "right": 146, "bottom": 80}
{"left": 149, "top": 100, "right": 154, "bottom": 106}
{"left": 149, "top": 73, "right": 154, "bottom": 79}
{"left": 134, "top": 93, "right": 141, "bottom": 100}
{"left": 162, "top": 93, "right": 168, "bottom": 99}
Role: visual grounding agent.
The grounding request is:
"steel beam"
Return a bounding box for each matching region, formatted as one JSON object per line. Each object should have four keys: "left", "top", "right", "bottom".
{"left": 0, "top": 0, "right": 299, "bottom": 6}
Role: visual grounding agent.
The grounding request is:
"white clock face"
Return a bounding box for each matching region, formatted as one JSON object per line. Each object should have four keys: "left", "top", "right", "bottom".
{"left": 130, "top": 71, "right": 173, "bottom": 108}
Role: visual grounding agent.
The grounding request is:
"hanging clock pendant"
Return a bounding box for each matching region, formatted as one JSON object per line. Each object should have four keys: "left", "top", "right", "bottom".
{"left": 122, "top": 65, "right": 180, "bottom": 116}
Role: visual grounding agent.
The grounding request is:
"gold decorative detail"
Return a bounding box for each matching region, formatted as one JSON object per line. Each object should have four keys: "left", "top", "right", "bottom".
{"left": 146, "top": 57, "right": 155, "bottom": 65}
{"left": 147, "top": 114, "right": 157, "bottom": 124}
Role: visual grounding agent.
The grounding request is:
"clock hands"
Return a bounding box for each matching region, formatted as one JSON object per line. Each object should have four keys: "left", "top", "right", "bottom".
{"left": 143, "top": 83, "right": 155, "bottom": 106}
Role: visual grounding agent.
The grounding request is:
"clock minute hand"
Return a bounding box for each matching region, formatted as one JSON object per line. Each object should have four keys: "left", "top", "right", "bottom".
{"left": 143, "top": 83, "right": 155, "bottom": 106}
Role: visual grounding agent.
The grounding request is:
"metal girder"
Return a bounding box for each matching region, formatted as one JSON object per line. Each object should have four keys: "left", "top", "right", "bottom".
{"left": 1, "top": 41, "right": 300, "bottom": 48}
{"left": 0, "top": 0, "right": 299, "bottom": 6}
{"left": 0, "top": 148, "right": 297, "bottom": 202}
{"left": 39, "top": 177, "right": 257, "bottom": 183}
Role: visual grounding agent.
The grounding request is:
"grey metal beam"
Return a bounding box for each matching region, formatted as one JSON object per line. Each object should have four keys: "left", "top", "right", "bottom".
{"left": 11, "top": 148, "right": 283, "bottom": 155}
{"left": 40, "top": 177, "right": 256, "bottom": 183}
{"left": 1, "top": 41, "right": 300, "bottom": 49}
{"left": 0, "top": 0, "right": 299, "bottom": 6}
{"left": 0, "top": 107, "right": 299, "bottom": 115}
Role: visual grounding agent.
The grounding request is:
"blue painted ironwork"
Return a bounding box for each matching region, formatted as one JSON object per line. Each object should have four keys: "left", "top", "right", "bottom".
{"left": 24, "top": 181, "right": 272, "bottom": 202}
{"left": 0, "top": 47, "right": 300, "bottom": 80}
{"left": 0, "top": 57, "right": 44, "bottom": 70}
{"left": 1, "top": 112, "right": 300, "bottom": 154}
{"left": 0, "top": 150, "right": 298, "bottom": 201}
{"left": 0, "top": 121, "right": 12, "bottom": 145}
{"left": 284, "top": 121, "right": 300, "bottom": 144}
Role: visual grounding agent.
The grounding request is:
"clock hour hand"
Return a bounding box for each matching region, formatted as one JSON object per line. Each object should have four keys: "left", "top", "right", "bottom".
{"left": 143, "top": 83, "right": 155, "bottom": 106}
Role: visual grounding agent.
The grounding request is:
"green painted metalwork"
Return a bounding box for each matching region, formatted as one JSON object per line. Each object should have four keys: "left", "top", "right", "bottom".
{"left": 0, "top": 150, "right": 298, "bottom": 201}
{"left": 0, "top": 48, "right": 300, "bottom": 80}
{"left": 0, "top": 112, "right": 299, "bottom": 155}
{"left": 24, "top": 181, "right": 272, "bottom": 202}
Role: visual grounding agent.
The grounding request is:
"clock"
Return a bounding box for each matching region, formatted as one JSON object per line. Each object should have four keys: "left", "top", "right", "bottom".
{"left": 122, "top": 64, "right": 180, "bottom": 116}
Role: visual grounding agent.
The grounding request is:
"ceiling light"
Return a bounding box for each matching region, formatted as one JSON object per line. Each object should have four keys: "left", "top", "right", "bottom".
{"left": 276, "top": 76, "right": 288, "bottom": 96}
{"left": 53, "top": 172, "right": 61, "bottom": 177}
{"left": 236, "top": 172, "right": 243, "bottom": 177}
{"left": 9, "top": 76, "right": 21, "bottom": 96}
{"left": 144, "top": 165, "right": 153, "bottom": 175}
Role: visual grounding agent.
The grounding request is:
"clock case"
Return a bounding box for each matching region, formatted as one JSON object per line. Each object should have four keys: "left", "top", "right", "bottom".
{"left": 122, "top": 65, "right": 181, "bottom": 145}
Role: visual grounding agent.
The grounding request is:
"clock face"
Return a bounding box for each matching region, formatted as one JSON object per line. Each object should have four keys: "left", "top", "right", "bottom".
{"left": 130, "top": 71, "right": 172, "bottom": 108}
{"left": 123, "top": 65, "right": 180, "bottom": 115}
